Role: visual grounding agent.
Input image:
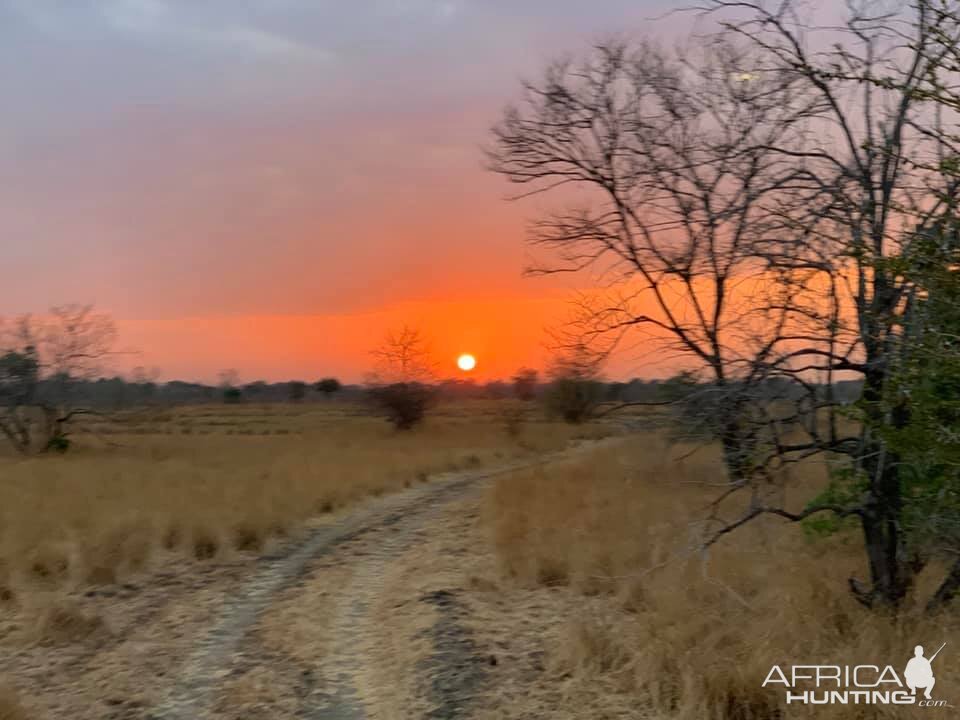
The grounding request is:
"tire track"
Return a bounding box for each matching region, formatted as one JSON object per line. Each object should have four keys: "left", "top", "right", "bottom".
{"left": 144, "top": 451, "right": 577, "bottom": 720}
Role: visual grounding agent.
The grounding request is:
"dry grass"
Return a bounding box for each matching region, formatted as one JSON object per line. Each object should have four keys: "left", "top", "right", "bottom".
{"left": 0, "top": 684, "right": 28, "bottom": 720}
{"left": 487, "top": 434, "right": 960, "bottom": 719}
{"left": 0, "top": 401, "right": 610, "bottom": 618}
{"left": 26, "top": 596, "right": 108, "bottom": 646}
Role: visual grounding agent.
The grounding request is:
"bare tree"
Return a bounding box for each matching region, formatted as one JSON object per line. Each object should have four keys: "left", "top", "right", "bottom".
{"left": 368, "top": 326, "right": 436, "bottom": 430}
{"left": 488, "top": 38, "right": 813, "bottom": 480}
{"left": 490, "top": 2, "right": 960, "bottom": 611}
{"left": 685, "top": 0, "right": 960, "bottom": 611}
{"left": 0, "top": 305, "right": 117, "bottom": 453}
{"left": 370, "top": 326, "right": 436, "bottom": 385}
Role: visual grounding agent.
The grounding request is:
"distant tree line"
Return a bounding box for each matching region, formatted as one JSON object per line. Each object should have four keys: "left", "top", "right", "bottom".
{"left": 46, "top": 376, "right": 356, "bottom": 410}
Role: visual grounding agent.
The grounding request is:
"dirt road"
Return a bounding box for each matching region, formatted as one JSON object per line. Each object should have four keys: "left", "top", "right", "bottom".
{"left": 0, "top": 445, "right": 600, "bottom": 720}
{"left": 149, "top": 463, "right": 500, "bottom": 720}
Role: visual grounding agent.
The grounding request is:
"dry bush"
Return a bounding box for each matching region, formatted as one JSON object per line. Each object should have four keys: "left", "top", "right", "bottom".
{"left": 486, "top": 436, "right": 960, "bottom": 719}
{"left": 0, "top": 403, "right": 609, "bottom": 619}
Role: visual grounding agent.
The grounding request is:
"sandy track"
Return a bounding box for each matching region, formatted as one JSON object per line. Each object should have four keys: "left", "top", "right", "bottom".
{"left": 0, "top": 438, "right": 615, "bottom": 720}
{"left": 144, "top": 451, "right": 574, "bottom": 720}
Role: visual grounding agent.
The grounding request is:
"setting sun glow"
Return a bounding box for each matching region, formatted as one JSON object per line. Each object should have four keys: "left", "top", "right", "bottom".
{"left": 456, "top": 353, "right": 477, "bottom": 372}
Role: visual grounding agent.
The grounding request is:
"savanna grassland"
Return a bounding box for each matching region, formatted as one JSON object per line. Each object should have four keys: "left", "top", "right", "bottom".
{"left": 479, "top": 435, "right": 960, "bottom": 719}
{"left": 1, "top": 402, "right": 956, "bottom": 720}
{"left": 0, "top": 401, "right": 606, "bottom": 642}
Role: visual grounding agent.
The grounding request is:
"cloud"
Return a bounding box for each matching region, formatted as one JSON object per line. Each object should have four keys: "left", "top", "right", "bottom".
{"left": 217, "top": 26, "right": 333, "bottom": 62}
{"left": 97, "top": 0, "right": 332, "bottom": 63}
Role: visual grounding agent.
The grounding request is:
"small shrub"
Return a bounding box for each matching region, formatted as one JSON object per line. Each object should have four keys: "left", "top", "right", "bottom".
{"left": 512, "top": 368, "right": 539, "bottom": 401}
{"left": 191, "top": 528, "right": 221, "bottom": 560}
{"left": 500, "top": 405, "right": 526, "bottom": 441}
{"left": 287, "top": 381, "right": 307, "bottom": 402}
{"left": 44, "top": 434, "right": 71, "bottom": 454}
{"left": 369, "top": 382, "right": 434, "bottom": 430}
{"left": 543, "top": 377, "right": 605, "bottom": 424}
{"left": 27, "top": 545, "right": 71, "bottom": 585}
{"left": 315, "top": 378, "right": 342, "bottom": 397}
{"left": 232, "top": 524, "right": 264, "bottom": 553}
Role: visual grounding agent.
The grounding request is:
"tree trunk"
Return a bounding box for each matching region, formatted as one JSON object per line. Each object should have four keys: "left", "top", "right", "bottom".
{"left": 927, "top": 558, "right": 960, "bottom": 612}
{"left": 853, "top": 364, "right": 911, "bottom": 610}
{"left": 856, "top": 479, "right": 909, "bottom": 609}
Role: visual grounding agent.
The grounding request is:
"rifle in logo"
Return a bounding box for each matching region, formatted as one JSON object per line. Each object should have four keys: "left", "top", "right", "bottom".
{"left": 905, "top": 642, "right": 945, "bottom": 701}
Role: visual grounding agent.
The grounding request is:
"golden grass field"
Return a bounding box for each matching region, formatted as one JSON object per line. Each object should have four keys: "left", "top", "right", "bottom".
{"left": 0, "top": 402, "right": 607, "bottom": 640}
{"left": 2, "top": 400, "right": 956, "bottom": 719}
{"left": 486, "top": 434, "right": 960, "bottom": 719}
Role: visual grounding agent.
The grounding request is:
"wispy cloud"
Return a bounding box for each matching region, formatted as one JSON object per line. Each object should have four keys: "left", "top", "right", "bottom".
{"left": 216, "top": 26, "right": 333, "bottom": 62}
{"left": 7, "top": 0, "right": 332, "bottom": 63}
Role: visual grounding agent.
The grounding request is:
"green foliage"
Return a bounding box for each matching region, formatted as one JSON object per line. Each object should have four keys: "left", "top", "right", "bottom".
{"left": 802, "top": 466, "right": 867, "bottom": 538}
{"left": 803, "top": 226, "right": 960, "bottom": 561}
{"left": 222, "top": 387, "right": 243, "bottom": 404}
{"left": 802, "top": 514, "right": 846, "bottom": 538}
{"left": 45, "top": 434, "right": 71, "bottom": 454}
{"left": 882, "top": 231, "right": 960, "bottom": 556}
{"left": 816, "top": 228, "right": 960, "bottom": 558}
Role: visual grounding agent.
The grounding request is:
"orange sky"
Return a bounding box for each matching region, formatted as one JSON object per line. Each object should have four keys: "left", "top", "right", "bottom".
{"left": 0, "top": 1, "right": 687, "bottom": 383}
{"left": 115, "top": 291, "right": 683, "bottom": 384}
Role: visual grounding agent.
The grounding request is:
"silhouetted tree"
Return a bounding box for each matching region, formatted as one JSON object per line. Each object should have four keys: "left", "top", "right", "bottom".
{"left": 243, "top": 381, "right": 268, "bottom": 398}
{"left": 218, "top": 369, "right": 242, "bottom": 404}
{"left": 511, "top": 368, "right": 539, "bottom": 401}
{"left": 288, "top": 381, "right": 307, "bottom": 402}
{"left": 315, "top": 377, "right": 342, "bottom": 398}
{"left": 488, "top": 38, "right": 809, "bottom": 479}
{"left": 678, "top": 0, "right": 960, "bottom": 612}
{"left": 0, "top": 305, "right": 116, "bottom": 453}
{"left": 543, "top": 344, "right": 604, "bottom": 424}
{"left": 368, "top": 326, "right": 436, "bottom": 430}
{"left": 0, "top": 346, "right": 40, "bottom": 453}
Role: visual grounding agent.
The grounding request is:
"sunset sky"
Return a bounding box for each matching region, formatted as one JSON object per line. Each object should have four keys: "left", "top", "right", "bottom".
{"left": 1, "top": 0, "right": 687, "bottom": 383}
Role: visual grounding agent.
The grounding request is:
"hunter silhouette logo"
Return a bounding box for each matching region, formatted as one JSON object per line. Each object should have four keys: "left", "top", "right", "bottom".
{"left": 762, "top": 642, "right": 950, "bottom": 707}
{"left": 905, "top": 643, "right": 945, "bottom": 701}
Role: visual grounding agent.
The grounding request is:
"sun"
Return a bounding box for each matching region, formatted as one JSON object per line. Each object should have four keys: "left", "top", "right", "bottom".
{"left": 456, "top": 353, "right": 476, "bottom": 372}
